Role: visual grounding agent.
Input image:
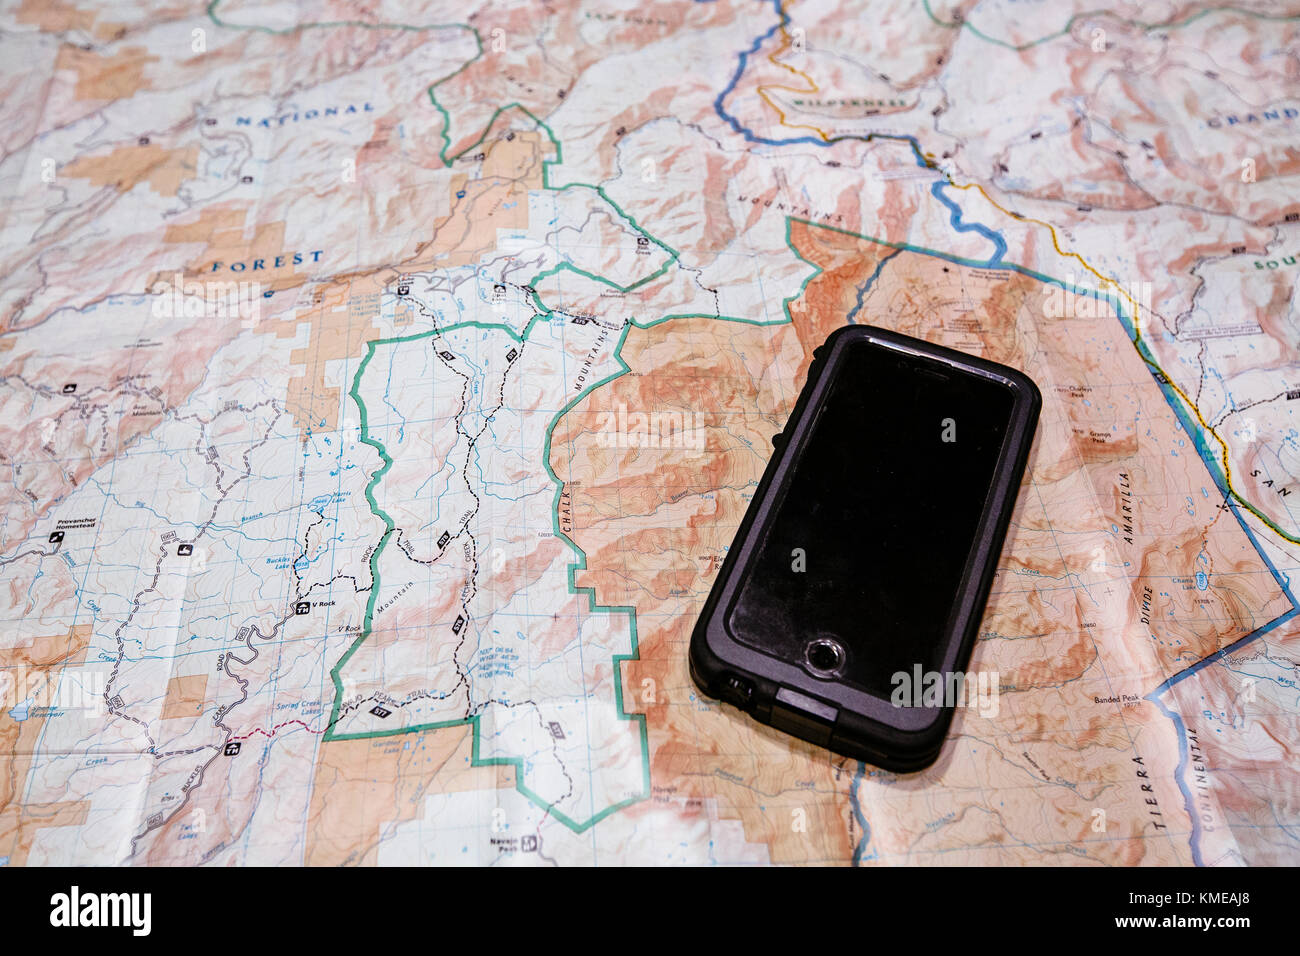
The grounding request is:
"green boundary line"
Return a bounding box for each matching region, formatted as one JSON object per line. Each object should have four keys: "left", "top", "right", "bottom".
{"left": 921, "top": 0, "right": 1300, "bottom": 51}
{"left": 431, "top": 97, "right": 681, "bottom": 304}
{"left": 322, "top": 210, "right": 818, "bottom": 832}
{"left": 205, "top": 0, "right": 1299, "bottom": 834}
{"left": 793, "top": 216, "right": 1300, "bottom": 543}
{"left": 286, "top": 15, "right": 823, "bottom": 829}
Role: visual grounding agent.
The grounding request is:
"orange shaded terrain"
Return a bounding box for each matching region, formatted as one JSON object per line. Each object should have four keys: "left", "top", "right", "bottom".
{"left": 0, "top": 624, "right": 93, "bottom": 865}
{"left": 55, "top": 43, "right": 157, "bottom": 100}
{"left": 261, "top": 128, "right": 551, "bottom": 437}
{"left": 303, "top": 728, "right": 502, "bottom": 866}
{"left": 65, "top": 143, "right": 198, "bottom": 197}
{"left": 548, "top": 219, "right": 1292, "bottom": 864}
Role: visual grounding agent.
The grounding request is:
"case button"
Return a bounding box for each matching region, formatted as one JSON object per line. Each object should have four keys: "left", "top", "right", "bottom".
{"left": 770, "top": 687, "right": 837, "bottom": 746}
{"left": 720, "top": 673, "right": 755, "bottom": 707}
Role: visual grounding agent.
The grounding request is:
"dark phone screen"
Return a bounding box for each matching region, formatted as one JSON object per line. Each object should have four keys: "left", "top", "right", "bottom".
{"left": 727, "top": 339, "right": 1015, "bottom": 701}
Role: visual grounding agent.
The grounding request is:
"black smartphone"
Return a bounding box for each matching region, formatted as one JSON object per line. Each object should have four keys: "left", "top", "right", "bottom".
{"left": 690, "top": 325, "right": 1040, "bottom": 771}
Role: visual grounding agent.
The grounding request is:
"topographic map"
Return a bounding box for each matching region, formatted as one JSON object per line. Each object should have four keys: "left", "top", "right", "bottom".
{"left": 1, "top": 0, "right": 1298, "bottom": 867}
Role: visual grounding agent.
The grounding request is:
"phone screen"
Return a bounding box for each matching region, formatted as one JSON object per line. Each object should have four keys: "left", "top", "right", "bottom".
{"left": 727, "top": 338, "right": 1016, "bottom": 701}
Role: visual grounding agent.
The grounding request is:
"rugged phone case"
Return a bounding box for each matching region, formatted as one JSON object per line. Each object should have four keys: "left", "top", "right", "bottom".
{"left": 689, "top": 324, "right": 1041, "bottom": 771}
